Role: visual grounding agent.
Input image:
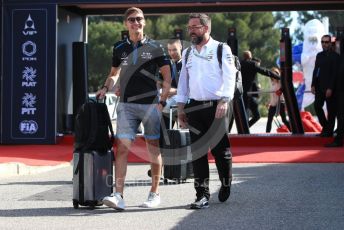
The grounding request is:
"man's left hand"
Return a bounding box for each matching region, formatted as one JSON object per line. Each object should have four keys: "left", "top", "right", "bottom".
{"left": 156, "top": 103, "right": 164, "bottom": 112}
{"left": 215, "top": 101, "right": 228, "bottom": 118}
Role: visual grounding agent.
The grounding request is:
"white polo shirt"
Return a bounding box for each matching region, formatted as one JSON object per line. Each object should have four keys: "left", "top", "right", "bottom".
{"left": 176, "top": 37, "right": 237, "bottom": 104}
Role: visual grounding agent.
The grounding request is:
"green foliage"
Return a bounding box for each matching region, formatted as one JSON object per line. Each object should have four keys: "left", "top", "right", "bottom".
{"left": 304, "top": 103, "right": 315, "bottom": 115}
{"left": 87, "top": 12, "right": 280, "bottom": 91}
{"left": 87, "top": 19, "right": 125, "bottom": 91}
{"left": 274, "top": 11, "right": 293, "bottom": 29}
{"left": 316, "top": 11, "right": 344, "bottom": 35}
{"left": 290, "top": 11, "right": 344, "bottom": 43}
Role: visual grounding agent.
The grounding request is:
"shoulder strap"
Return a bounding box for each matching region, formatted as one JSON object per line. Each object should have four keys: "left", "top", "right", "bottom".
{"left": 184, "top": 47, "right": 192, "bottom": 65}
{"left": 217, "top": 42, "right": 223, "bottom": 69}
{"left": 104, "top": 104, "right": 115, "bottom": 147}
{"left": 234, "top": 55, "right": 241, "bottom": 71}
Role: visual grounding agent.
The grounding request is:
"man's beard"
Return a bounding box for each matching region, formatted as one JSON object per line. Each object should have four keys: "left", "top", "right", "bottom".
{"left": 191, "top": 34, "right": 204, "bottom": 45}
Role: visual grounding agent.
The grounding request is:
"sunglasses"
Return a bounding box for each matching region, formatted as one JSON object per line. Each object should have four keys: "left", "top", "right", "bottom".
{"left": 187, "top": 25, "right": 204, "bottom": 32}
{"left": 321, "top": 40, "right": 330, "bottom": 44}
{"left": 127, "top": 17, "right": 144, "bottom": 24}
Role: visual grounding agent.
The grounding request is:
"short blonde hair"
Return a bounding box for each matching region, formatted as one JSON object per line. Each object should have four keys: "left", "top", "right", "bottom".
{"left": 124, "top": 7, "right": 144, "bottom": 21}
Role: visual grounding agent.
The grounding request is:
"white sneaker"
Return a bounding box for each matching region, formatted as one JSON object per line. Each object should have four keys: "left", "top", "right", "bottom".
{"left": 141, "top": 192, "right": 161, "bottom": 208}
{"left": 102, "top": 192, "right": 126, "bottom": 210}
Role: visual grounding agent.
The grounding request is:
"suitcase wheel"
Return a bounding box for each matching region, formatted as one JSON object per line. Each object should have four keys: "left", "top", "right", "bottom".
{"left": 73, "top": 200, "right": 79, "bottom": 209}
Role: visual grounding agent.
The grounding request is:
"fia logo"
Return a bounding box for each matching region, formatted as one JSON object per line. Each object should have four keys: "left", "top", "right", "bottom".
{"left": 19, "top": 120, "right": 38, "bottom": 134}
{"left": 22, "top": 67, "right": 37, "bottom": 87}
{"left": 23, "top": 14, "right": 37, "bottom": 36}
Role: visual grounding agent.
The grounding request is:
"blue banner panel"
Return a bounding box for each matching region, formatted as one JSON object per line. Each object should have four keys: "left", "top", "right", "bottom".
{"left": 2, "top": 5, "right": 56, "bottom": 144}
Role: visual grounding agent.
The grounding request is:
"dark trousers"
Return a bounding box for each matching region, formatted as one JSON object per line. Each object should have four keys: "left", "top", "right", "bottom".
{"left": 314, "top": 91, "right": 336, "bottom": 134}
{"left": 186, "top": 99, "right": 232, "bottom": 200}
{"left": 247, "top": 97, "right": 260, "bottom": 127}
{"left": 334, "top": 92, "right": 344, "bottom": 144}
{"left": 266, "top": 103, "right": 290, "bottom": 132}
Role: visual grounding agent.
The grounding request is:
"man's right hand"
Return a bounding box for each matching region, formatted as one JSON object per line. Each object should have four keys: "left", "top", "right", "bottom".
{"left": 96, "top": 87, "right": 107, "bottom": 99}
{"left": 178, "top": 111, "right": 188, "bottom": 129}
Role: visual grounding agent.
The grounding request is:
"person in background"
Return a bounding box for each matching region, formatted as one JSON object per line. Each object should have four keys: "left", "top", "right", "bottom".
{"left": 311, "top": 34, "right": 339, "bottom": 137}
{"left": 96, "top": 7, "right": 171, "bottom": 210}
{"left": 160, "top": 38, "right": 183, "bottom": 132}
{"left": 240, "top": 51, "right": 280, "bottom": 127}
{"left": 325, "top": 50, "right": 344, "bottom": 147}
{"left": 176, "top": 13, "right": 236, "bottom": 209}
{"left": 265, "top": 67, "right": 290, "bottom": 133}
{"left": 151, "top": 38, "right": 182, "bottom": 178}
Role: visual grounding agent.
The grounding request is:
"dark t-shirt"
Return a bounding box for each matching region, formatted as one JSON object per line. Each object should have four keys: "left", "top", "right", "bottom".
{"left": 112, "top": 37, "right": 170, "bottom": 104}
{"left": 173, "top": 60, "right": 182, "bottom": 88}
{"left": 159, "top": 59, "right": 182, "bottom": 88}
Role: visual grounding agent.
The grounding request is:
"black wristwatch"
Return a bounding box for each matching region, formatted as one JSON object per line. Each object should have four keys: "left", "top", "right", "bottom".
{"left": 159, "top": 100, "right": 167, "bottom": 107}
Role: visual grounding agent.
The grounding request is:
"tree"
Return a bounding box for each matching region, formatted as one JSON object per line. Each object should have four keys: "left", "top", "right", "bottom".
{"left": 274, "top": 11, "right": 293, "bottom": 29}
{"left": 87, "top": 18, "right": 125, "bottom": 91}
{"left": 316, "top": 11, "right": 344, "bottom": 36}
{"left": 291, "top": 11, "right": 344, "bottom": 42}
{"left": 145, "top": 12, "right": 280, "bottom": 66}
{"left": 87, "top": 12, "right": 281, "bottom": 103}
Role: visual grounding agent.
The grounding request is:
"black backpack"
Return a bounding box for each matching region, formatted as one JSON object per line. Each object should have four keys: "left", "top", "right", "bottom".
{"left": 74, "top": 99, "right": 115, "bottom": 152}
{"left": 184, "top": 43, "right": 243, "bottom": 96}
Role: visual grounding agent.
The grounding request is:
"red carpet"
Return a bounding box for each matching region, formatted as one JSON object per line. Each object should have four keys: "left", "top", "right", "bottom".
{"left": 0, "top": 134, "right": 343, "bottom": 166}
{"left": 0, "top": 143, "right": 72, "bottom": 166}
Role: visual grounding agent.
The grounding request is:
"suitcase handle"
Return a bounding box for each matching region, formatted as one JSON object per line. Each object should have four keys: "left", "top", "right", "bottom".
{"left": 169, "top": 105, "right": 190, "bottom": 131}
{"left": 169, "top": 105, "right": 178, "bottom": 129}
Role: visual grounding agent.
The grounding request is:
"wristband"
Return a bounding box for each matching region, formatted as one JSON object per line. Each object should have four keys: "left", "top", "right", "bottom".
{"left": 159, "top": 100, "right": 167, "bottom": 107}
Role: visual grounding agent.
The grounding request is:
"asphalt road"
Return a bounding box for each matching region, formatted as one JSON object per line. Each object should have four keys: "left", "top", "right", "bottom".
{"left": 1, "top": 163, "right": 344, "bottom": 230}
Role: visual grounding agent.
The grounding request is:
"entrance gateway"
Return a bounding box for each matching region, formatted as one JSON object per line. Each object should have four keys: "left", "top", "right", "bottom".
{"left": 1, "top": 0, "right": 343, "bottom": 144}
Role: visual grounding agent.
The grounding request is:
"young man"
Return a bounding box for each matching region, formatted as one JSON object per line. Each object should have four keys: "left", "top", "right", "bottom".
{"left": 176, "top": 13, "right": 236, "bottom": 209}
{"left": 97, "top": 7, "right": 171, "bottom": 210}
{"left": 160, "top": 38, "right": 183, "bottom": 129}
{"left": 311, "top": 35, "right": 339, "bottom": 137}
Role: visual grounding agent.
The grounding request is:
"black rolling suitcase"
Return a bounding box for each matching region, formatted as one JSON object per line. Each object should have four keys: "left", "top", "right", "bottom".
{"left": 72, "top": 99, "right": 115, "bottom": 209}
{"left": 72, "top": 150, "right": 113, "bottom": 209}
{"left": 161, "top": 106, "right": 193, "bottom": 183}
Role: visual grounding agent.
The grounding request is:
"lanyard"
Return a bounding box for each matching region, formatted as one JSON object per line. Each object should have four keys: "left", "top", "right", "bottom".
{"left": 171, "top": 62, "right": 177, "bottom": 80}
{"left": 192, "top": 48, "right": 214, "bottom": 61}
{"left": 132, "top": 43, "right": 138, "bottom": 65}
